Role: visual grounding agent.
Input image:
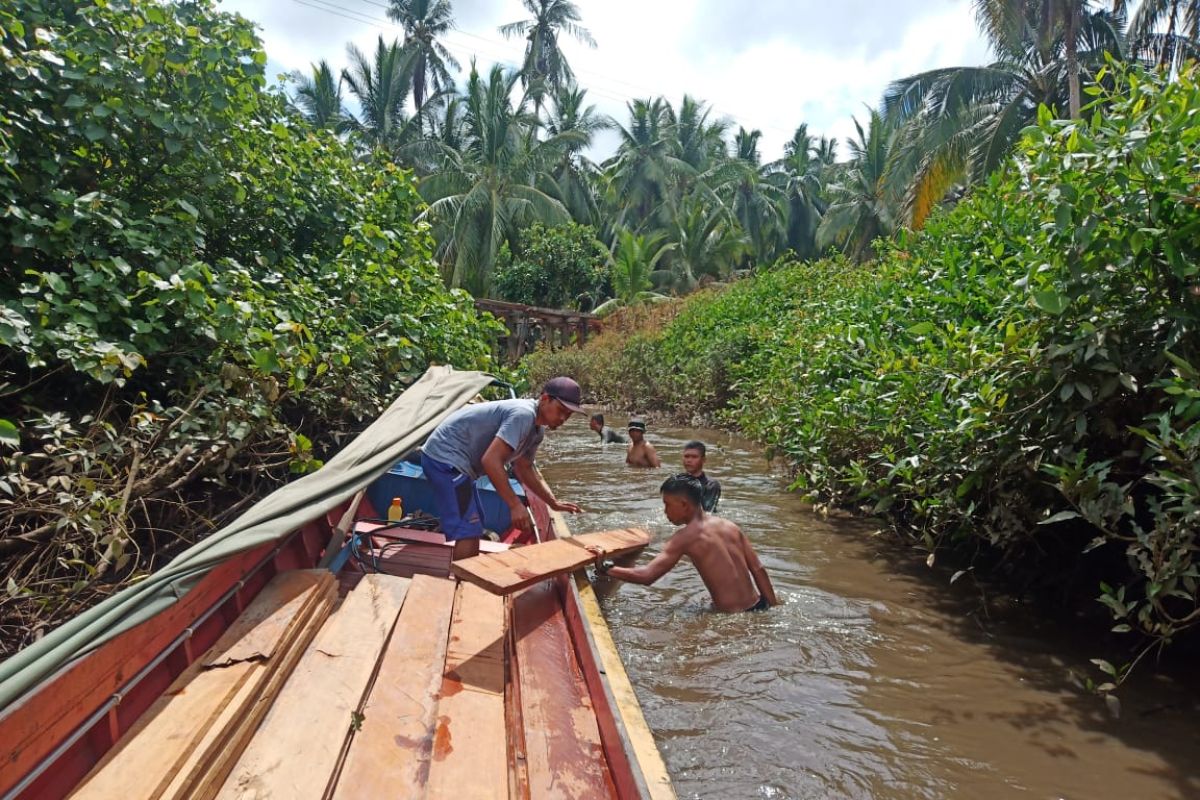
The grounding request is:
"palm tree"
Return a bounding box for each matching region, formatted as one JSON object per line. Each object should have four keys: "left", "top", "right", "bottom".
{"left": 817, "top": 111, "right": 899, "bottom": 263}
{"left": 387, "top": 0, "right": 461, "bottom": 111}
{"left": 666, "top": 95, "right": 731, "bottom": 173}
{"left": 593, "top": 230, "right": 675, "bottom": 316}
{"left": 767, "top": 124, "right": 833, "bottom": 261}
{"left": 1114, "top": 0, "right": 1200, "bottom": 68}
{"left": 289, "top": 60, "right": 349, "bottom": 132}
{"left": 341, "top": 36, "right": 421, "bottom": 154}
{"left": 975, "top": 0, "right": 1093, "bottom": 119}
{"left": 657, "top": 193, "right": 746, "bottom": 292}
{"left": 418, "top": 63, "right": 580, "bottom": 294}
{"left": 536, "top": 84, "right": 608, "bottom": 225}
{"left": 706, "top": 127, "right": 786, "bottom": 266}
{"left": 882, "top": 1, "right": 1125, "bottom": 227}
{"left": 499, "top": 0, "right": 597, "bottom": 105}
{"left": 604, "top": 98, "right": 690, "bottom": 232}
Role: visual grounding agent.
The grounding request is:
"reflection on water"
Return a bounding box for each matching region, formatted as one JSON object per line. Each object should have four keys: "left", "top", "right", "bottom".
{"left": 539, "top": 415, "right": 1200, "bottom": 800}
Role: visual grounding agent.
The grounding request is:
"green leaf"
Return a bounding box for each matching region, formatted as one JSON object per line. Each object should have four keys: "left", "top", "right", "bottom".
{"left": 0, "top": 419, "right": 18, "bottom": 447}
{"left": 1032, "top": 290, "right": 1068, "bottom": 315}
{"left": 1038, "top": 510, "right": 1081, "bottom": 526}
{"left": 84, "top": 121, "right": 107, "bottom": 142}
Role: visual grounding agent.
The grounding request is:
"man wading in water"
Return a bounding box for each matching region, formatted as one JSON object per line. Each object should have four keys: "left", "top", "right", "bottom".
{"left": 625, "top": 417, "right": 661, "bottom": 468}
{"left": 421, "top": 377, "right": 584, "bottom": 560}
{"left": 595, "top": 474, "right": 779, "bottom": 613}
{"left": 682, "top": 439, "right": 721, "bottom": 512}
{"left": 589, "top": 413, "right": 626, "bottom": 444}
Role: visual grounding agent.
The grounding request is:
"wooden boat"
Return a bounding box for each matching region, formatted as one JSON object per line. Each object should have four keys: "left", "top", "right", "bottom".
{"left": 0, "top": 368, "right": 674, "bottom": 799}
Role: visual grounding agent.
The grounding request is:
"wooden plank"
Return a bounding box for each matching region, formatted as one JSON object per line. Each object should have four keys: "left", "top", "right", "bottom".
{"left": 331, "top": 575, "right": 457, "bottom": 799}
{"left": 214, "top": 573, "right": 411, "bottom": 800}
{"left": 451, "top": 528, "right": 650, "bottom": 596}
{"left": 69, "top": 571, "right": 334, "bottom": 800}
{"left": 356, "top": 522, "right": 511, "bottom": 553}
{"left": 178, "top": 591, "right": 335, "bottom": 800}
{"left": 1, "top": 537, "right": 283, "bottom": 799}
{"left": 512, "top": 582, "right": 616, "bottom": 799}
{"left": 155, "top": 580, "right": 337, "bottom": 800}
{"left": 547, "top": 512, "right": 676, "bottom": 800}
{"left": 424, "top": 582, "right": 508, "bottom": 800}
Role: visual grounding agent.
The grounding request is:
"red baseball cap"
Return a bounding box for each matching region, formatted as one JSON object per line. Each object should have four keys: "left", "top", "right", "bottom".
{"left": 542, "top": 376, "right": 585, "bottom": 413}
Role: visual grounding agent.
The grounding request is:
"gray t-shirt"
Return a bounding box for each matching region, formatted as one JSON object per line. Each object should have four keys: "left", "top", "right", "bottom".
{"left": 422, "top": 399, "right": 544, "bottom": 479}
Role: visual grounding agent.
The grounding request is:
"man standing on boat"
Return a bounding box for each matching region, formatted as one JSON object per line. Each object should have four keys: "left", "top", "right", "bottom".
{"left": 682, "top": 440, "right": 721, "bottom": 512}
{"left": 421, "top": 377, "right": 585, "bottom": 560}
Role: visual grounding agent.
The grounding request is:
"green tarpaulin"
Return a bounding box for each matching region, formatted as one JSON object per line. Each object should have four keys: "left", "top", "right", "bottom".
{"left": 0, "top": 366, "right": 494, "bottom": 711}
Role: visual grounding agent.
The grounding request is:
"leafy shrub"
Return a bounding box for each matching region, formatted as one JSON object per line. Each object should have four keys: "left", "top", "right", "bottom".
{"left": 491, "top": 222, "right": 609, "bottom": 310}
{"left": 0, "top": 0, "right": 500, "bottom": 653}
{"left": 543, "top": 62, "right": 1200, "bottom": 677}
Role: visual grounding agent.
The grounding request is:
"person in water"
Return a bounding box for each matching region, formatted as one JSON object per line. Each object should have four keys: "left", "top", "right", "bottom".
{"left": 421, "top": 376, "right": 584, "bottom": 560}
{"left": 589, "top": 413, "right": 626, "bottom": 444}
{"left": 682, "top": 439, "right": 721, "bottom": 512}
{"left": 625, "top": 417, "right": 661, "bottom": 468}
{"left": 596, "top": 474, "right": 778, "bottom": 613}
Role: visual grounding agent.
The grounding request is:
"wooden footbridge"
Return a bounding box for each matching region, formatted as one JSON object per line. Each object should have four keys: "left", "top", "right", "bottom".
{"left": 474, "top": 299, "right": 602, "bottom": 362}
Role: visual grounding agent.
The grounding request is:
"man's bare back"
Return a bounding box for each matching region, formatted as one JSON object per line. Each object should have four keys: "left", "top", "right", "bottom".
{"left": 600, "top": 474, "right": 778, "bottom": 613}
{"left": 668, "top": 515, "right": 762, "bottom": 611}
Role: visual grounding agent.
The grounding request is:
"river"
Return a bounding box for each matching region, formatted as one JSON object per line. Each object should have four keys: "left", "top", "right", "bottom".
{"left": 538, "top": 417, "right": 1200, "bottom": 800}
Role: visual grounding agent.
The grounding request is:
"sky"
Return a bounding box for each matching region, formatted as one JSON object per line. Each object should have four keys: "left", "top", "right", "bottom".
{"left": 217, "top": 0, "right": 994, "bottom": 163}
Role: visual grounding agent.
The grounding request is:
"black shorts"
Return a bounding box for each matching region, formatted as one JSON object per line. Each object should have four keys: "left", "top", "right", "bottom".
{"left": 745, "top": 595, "right": 770, "bottom": 613}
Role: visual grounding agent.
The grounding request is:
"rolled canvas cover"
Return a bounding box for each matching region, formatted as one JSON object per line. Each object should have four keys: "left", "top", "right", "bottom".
{"left": 0, "top": 366, "right": 494, "bottom": 710}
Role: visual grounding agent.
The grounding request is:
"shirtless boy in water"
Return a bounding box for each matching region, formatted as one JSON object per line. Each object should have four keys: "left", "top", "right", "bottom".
{"left": 625, "top": 418, "right": 661, "bottom": 468}
{"left": 597, "top": 474, "right": 779, "bottom": 612}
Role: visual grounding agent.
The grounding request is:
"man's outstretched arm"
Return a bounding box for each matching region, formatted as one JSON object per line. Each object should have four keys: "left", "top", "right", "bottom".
{"left": 602, "top": 538, "right": 684, "bottom": 585}
{"left": 742, "top": 532, "right": 779, "bottom": 606}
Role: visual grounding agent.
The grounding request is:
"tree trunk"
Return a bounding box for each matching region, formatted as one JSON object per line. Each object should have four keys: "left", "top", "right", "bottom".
{"left": 1066, "top": 3, "right": 1081, "bottom": 119}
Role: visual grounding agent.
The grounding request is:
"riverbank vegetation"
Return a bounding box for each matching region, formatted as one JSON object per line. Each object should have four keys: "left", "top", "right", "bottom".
{"left": 528, "top": 62, "right": 1200, "bottom": 686}
{"left": 0, "top": 0, "right": 498, "bottom": 655}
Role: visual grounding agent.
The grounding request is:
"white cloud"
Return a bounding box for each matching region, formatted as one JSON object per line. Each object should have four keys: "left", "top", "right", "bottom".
{"left": 217, "top": 0, "right": 991, "bottom": 162}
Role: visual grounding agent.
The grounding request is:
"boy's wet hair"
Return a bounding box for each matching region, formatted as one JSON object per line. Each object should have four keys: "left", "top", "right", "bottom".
{"left": 591, "top": 413, "right": 605, "bottom": 425}
{"left": 683, "top": 440, "right": 706, "bottom": 456}
{"left": 660, "top": 473, "right": 703, "bottom": 505}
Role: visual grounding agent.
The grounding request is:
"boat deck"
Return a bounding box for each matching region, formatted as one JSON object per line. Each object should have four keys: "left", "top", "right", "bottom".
{"left": 67, "top": 524, "right": 626, "bottom": 799}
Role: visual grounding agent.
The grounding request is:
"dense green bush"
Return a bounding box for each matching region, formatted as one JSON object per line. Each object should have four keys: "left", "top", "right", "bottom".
{"left": 491, "top": 222, "right": 609, "bottom": 310}
{"left": 0, "top": 0, "right": 499, "bottom": 653}
{"left": 531, "top": 63, "right": 1200, "bottom": 678}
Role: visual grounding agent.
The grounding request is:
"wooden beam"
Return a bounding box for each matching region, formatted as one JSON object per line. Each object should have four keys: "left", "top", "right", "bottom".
{"left": 424, "top": 583, "right": 507, "bottom": 800}
{"left": 549, "top": 511, "right": 676, "bottom": 800}
{"left": 69, "top": 570, "right": 335, "bottom": 800}
{"left": 450, "top": 529, "right": 650, "bottom": 596}
{"left": 214, "top": 573, "right": 411, "bottom": 800}
{"left": 331, "top": 575, "right": 457, "bottom": 798}
{"left": 512, "top": 582, "right": 616, "bottom": 798}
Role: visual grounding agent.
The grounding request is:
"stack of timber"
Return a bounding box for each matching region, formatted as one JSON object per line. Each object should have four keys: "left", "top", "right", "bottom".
{"left": 70, "top": 570, "right": 338, "bottom": 800}
{"left": 67, "top": 543, "right": 657, "bottom": 799}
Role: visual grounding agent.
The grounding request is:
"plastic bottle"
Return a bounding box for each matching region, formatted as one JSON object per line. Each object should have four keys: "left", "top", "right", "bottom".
{"left": 387, "top": 497, "right": 405, "bottom": 522}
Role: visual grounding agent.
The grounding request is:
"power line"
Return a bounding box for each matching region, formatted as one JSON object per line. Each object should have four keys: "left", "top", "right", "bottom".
{"left": 286, "top": 0, "right": 799, "bottom": 139}
{"left": 347, "top": 0, "right": 797, "bottom": 133}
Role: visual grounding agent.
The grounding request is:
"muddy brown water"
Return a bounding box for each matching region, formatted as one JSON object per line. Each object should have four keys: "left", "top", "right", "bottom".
{"left": 538, "top": 417, "right": 1200, "bottom": 800}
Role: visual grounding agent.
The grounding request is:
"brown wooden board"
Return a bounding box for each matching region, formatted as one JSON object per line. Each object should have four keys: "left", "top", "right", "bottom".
{"left": 331, "top": 575, "right": 457, "bottom": 799}
{"left": 158, "top": 585, "right": 336, "bottom": 800}
{"left": 69, "top": 571, "right": 334, "bottom": 800}
{"left": 214, "top": 573, "right": 411, "bottom": 800}
{"left": 424, "top": 582, "right": 508, "bottom": 800}
{"left": 1, "top": 537, "right": 285, "bottom": 800}
{"left": 450, "top": 528, "right": 650, "bottom": 596}
{"left": 512, "top": 582, "right": 617, "bottom": 799}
